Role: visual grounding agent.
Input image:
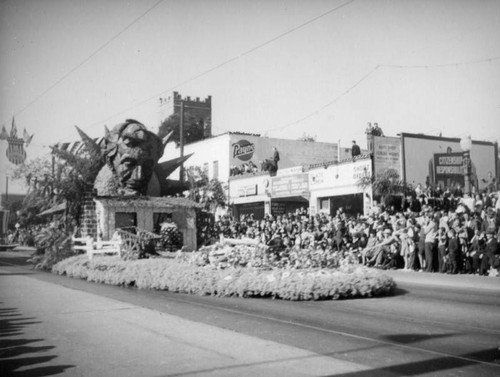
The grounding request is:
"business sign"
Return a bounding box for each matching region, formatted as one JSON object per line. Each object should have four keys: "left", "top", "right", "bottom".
{"left": 237, "top": 184, "right": 257, "bottom": 197}
{"left": 401, "top": 133, "right": 496, "bottom": 190}
{"left": 433, "top": 152, "right": 464, "bottom": 188}
{"left": 373, "top": 136, "right": 402, "bottom": 176}
{"left": 271, "top": 173, "right": 309, "bottom": 198}
{"left": 232, "top": 139, "right": 255, "bottom": 161}
{"left": 309, "top": 159, "right": 372, "bottom": 190}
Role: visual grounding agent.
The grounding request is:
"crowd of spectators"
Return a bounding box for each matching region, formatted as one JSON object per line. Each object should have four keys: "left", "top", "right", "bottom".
{"left": 202, "top": 186, "right": 500, "bottom": 276}
{"left": 230, "top": 161, "right": 259, "bottom": 176}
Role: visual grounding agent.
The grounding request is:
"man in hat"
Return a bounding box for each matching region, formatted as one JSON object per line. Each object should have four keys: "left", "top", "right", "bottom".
{"left": 423, "top": 212, "right": 438, "bottom": 272}
{"left": 368, "top": 227, "right": 397, "bottom": 267}
{"left": 479, "top": 229, "right": 499, "bottom": 275}
{"left": 481, "top": 207, "right": 497, "bottom": 233}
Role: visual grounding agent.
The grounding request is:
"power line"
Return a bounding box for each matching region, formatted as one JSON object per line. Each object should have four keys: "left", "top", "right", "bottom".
{"left": 11, "top": 0, "right": 165, "bottom": 120}
{"left": 55, "top": 0, "right": 357, "bottom": 142}
{"left": 270, "top": 65, "right": 379, "bottom": 132}
{"left": 380, "top": 56, "right": 500, "bottom": 69}
{"left": 270, "top": 55, "right": 500, "bottom": 134}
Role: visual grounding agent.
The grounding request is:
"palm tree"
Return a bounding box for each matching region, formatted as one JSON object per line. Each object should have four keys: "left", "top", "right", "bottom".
{"left": 358, "top": 168, "right": 407, "bottom": 208}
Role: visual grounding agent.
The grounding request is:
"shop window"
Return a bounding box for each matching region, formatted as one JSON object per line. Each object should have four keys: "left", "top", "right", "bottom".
{"left": 115, "top": 212, "right": 137, "bottom": 229}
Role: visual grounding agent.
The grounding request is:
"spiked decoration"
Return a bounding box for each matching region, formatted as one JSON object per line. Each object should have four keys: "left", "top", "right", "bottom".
{"left": 75, "top": 125, "right": 102, "bottom": 158}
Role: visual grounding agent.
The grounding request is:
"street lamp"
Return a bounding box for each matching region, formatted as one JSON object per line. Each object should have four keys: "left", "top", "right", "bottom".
{"left": 460, "top": 135, "right": 472, "bottom": 196}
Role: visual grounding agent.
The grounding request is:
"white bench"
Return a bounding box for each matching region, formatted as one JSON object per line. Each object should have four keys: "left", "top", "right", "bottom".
{"left": 72, "top": 236, "right": 122, "bottom": 260}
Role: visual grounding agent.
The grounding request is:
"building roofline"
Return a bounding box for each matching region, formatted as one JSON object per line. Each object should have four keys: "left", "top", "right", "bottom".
{"left": 400, "top": 132, "right": 496, "bottom": 146}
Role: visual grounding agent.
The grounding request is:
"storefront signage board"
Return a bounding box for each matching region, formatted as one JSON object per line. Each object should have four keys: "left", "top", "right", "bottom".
{"left": 271, "top": 173, "right": 309, "bottom": 198}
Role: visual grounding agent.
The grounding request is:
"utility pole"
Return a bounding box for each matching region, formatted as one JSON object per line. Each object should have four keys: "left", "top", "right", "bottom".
{"left": 179, "top": 101, "right": 185, "bottom": 182}
{"left": 5, "top": 176, "right": 8, "bottom": 206}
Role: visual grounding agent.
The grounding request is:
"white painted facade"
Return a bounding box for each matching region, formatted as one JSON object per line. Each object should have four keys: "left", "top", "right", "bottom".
{"left": 161, "top": 132, "right": 340, "bottom": 184}
{"left": 308, "top": 158, "right": 373, "bottom": 216}
{"left": 227, "top": 156, "right": 374, "bottom": 219}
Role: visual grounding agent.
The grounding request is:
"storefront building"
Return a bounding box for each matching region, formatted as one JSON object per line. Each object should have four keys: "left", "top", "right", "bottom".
{"left": 228, "top": 157, "right": 373, "bottom": 219}
{"left": 308, "top": 157, "right": 372, "bottom": 217}
{"left": 370, "top": 133, "right": 498, "bottom": 191}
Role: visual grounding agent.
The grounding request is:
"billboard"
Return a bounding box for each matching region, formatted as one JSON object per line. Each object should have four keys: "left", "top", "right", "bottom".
{"left": 433, "top": 152, "right": 465, "bottom": 188}
{"left": 309, "top": 158, "right": 372, "bottom": 190}
{"left": 271, "top": 173, "right": 309, "bottom": 198}
{"left": 229, "top": 134, "right": 337, "bottom": 173}
{"left": 401, "top": 133, "right": 497, "bottom": 191}
{"left": 373, "top": 136, "right": 402, "bottom": 177}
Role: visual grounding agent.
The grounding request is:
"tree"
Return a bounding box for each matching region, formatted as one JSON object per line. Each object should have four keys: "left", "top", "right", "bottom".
{"left": 185, "top": 166, "right": 226, "bottom": 213}
{"left": 357, "top": 168, "right": 408, "bottom": 208}
{"left": 10, "top": 155, "right": 59, "bottom": 227}
{"left": 10, "top": 128, "right": 104, "bottom": 227}
{"left": 298, "top": 133, "right": 317, "bottom": 142}
{"left": 158, "top": 112, "right": 206, "bottom": 145}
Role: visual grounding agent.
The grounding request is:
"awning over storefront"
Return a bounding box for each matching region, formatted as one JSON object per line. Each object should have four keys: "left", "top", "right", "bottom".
{"left": 271, "top": 195, "right": 309, "bottom": 203}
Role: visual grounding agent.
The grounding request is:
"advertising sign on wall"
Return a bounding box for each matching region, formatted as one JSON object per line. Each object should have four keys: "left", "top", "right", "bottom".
{"left": 228, "top": 134, "right": 338, "bottom": 175}
{"left": 402, "top": 133, "right": 497, "bottom": 190}
{"left": 231, "top": 139, "right": 255, "bottom": 162}
{"left": 373, "top": 136, "right": 402, "bottom": 176}
{"left": 271, "top": 173, "right": 309, "bottom": 198}
{"left": 309, "top": 159, "right": 372, "bottom": 190}
{"left": 433, "top": 152, "right": 465, "bottom": 188}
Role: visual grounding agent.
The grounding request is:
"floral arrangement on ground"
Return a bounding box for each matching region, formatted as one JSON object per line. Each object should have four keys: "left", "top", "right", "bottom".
{"left": 52, "top": 254, "right": 395, "bottom": 300}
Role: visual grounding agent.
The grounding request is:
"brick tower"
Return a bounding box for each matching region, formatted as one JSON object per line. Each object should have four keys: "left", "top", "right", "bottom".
{"left": 158, "top": 92, "right": 212, "bottom": 137}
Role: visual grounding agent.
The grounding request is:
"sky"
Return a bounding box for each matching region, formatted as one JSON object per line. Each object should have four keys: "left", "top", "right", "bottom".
{"left": 1, "top": 0, "right": 499, "bottom": 194}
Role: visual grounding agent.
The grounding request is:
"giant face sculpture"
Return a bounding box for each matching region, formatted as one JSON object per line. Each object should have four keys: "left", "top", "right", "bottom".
{"left": 97, "top": 120, "right": 164, "bottom": 196}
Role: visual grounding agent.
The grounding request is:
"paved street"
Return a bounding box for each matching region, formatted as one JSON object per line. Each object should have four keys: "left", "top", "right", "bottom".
{"left": 1, "top": 250, "right": 499, "bottom": 377}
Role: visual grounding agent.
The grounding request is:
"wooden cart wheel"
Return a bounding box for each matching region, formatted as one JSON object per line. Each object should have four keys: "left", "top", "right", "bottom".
{"left": 122, "top": 238, "right": 141, "bottom": 260}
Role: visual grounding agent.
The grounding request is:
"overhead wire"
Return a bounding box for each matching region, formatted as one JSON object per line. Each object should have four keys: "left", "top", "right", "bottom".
{"left": 53, "top": 0, "right": 357, "bottom": 142}
{"left": 269, "top": 55, "right": 500, "bottom": 134}
{"left": 10, "top": 0, "right": 165, "bottom": 121}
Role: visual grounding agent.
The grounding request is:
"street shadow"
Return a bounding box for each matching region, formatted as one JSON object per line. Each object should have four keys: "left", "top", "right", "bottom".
{"left": 161, "top": 346, "right": 499, "bottom": 377}
{"left": 383, "top": 286, "right": 408, "bottom": 297}
{"left": 0, "top": 272, "right": 36, "bottom": 276}
{"left": 320, "top": 347, "right": 500, "bottom": 376}
{"left": 158, "top": 330, "right": 499, "bottom": 377}
{"left": 382, "top": 332, "right": 457, "bottom": 344}
{"left": 0, "top": 305, "right": 75, "bottom": 376}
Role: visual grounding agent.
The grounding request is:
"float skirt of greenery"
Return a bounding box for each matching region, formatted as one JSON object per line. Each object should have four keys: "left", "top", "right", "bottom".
{"left": 52, "top": 255, "right": 395, "bottom": 300}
